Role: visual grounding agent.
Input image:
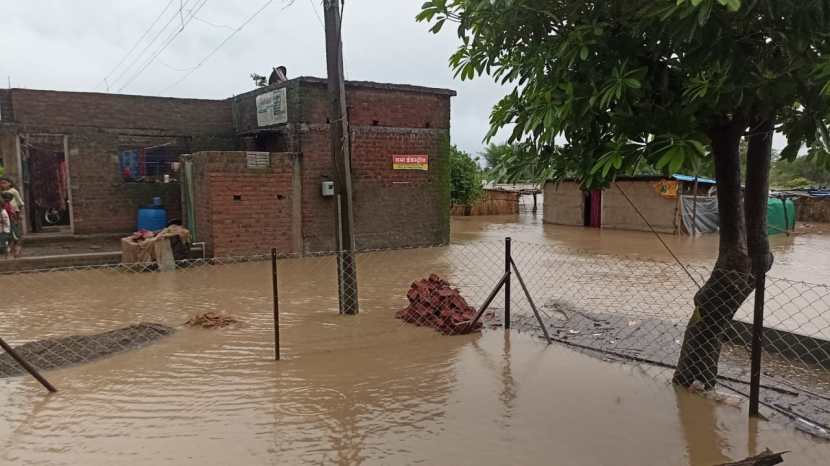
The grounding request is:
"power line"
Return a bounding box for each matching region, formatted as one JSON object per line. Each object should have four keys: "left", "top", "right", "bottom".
{"left": 308, "top": 0, "right": 324, "bottom": 27}
{"left": 108, "top": 0, "right": 198, "bottom": 90}
{"left": 117, "top": 0, "right": 208, "bottom": 92}
{"left": 158, "top": 0, "right": 278, "bottom": 95}
{"left": 96, "top": 0, "right": 178, "bottom": 91}
{"left": 111, "top": 0, "right": 204, "bottom": 91}
{"left": 193, "top": 15, "right": 236, "bottom": 30}
{"left": 157, "top": 58, "right": 197, "bottom": 72}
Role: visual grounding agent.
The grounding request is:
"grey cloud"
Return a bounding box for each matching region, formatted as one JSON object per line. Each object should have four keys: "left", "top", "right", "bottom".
{"left": 0, "top": 0, "right": 508, "bottom": 155}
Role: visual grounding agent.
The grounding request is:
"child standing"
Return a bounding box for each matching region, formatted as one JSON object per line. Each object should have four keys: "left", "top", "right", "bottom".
{"left": 0, "top": 194, "right": 11, "bottom": 258}
{"left": 0, "top": 177, "right": 24, "bottom": 213}
{"left": 2, "top": 192, "right": 21, "bottom": 258}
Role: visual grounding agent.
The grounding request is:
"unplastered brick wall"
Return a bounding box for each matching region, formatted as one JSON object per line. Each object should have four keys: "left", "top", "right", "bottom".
{"left": 350, "top": 127, "right": 450, "bottom": 249}
{"left": 6, "top": 88, "right": 237, "bottom": 234}
{"left": 231, "top": 76, "right": 454, "bottom": 254}
{"left": 295, "top": 125, "right": 450, "bottom": 252}
{"left": 297, "top": 80, "right": 452, "bottom": 130}
{"left": 231, "top": 77, "right": 453, "bottom": 132}
{"left": 63, "top": 130, "right": 205, "bottom": 234}
{"left": 235, "top": 77, "right": 455, "bottom": 253}
{"left": 11, "top": 89, "right": 232, "bottom": 134}
{"left": 189, "top": 151, "right": 300, "bottom": 257}
{"left": 0, "top": 89, "right": 12, "bottom": 122}
{"left": 297, "top": 127, "right": 337, "bottom": 252}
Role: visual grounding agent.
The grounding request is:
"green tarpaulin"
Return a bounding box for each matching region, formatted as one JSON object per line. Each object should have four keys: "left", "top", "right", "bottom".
{"left": 768, "top": 197, "right": 796, "bottom": 235}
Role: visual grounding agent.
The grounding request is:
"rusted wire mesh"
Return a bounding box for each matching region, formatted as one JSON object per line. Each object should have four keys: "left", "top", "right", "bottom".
{"left": 0, "top": 323, "right": 174, "bottom": 377}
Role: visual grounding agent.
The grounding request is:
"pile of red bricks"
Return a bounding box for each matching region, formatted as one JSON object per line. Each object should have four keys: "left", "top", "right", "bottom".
{"left": 396, "top": 274, "right": 481, "bottom": 335}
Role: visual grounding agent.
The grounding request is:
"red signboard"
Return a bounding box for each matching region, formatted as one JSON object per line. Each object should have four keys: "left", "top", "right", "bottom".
{"left": 392, "top": 155, "right": 428, "bottom": 171}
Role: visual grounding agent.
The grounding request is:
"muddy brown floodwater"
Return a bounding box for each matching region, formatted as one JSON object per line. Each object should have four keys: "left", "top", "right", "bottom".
{"left": 2, "top": 245, "right": 829, "bottom": 465}
{"left": 453, "top": 213, "right": 830, "bottom": 285}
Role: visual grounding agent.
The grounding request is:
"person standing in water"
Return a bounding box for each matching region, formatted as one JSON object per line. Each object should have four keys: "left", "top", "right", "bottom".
{"left": 0, "top": 195, "right": 11, "bottom": 258}
{"left": 0, "top": 179, "right": 24, "bottom": 258}
{"left": 0, "top": 177, "right": 24, "bottom": 214}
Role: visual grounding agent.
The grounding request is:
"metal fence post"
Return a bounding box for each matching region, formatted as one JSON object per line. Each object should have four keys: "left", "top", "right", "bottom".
{"left": 504, "top": 237, "right": 512, "bottom": 329}
{"left": 271, "top": 248, "right": 280, "bottom": 361}
{"left": 0, "top": 336, "right": 57, "bottom": 393}
{"left": 749, "top": 269, "right": 767, "bottom": 417}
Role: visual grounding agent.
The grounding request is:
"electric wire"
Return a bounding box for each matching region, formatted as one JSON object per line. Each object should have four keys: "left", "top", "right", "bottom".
{"left": 157, "top": 0, "right": 278, "bottom": 95}
{"left": 95, "top": 0, "right": 178, "bottom": 90}
{"left": 117, "top": 0, "right": 208, "bottom": 92}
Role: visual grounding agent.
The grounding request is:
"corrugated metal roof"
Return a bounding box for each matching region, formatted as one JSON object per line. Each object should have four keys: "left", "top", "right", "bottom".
{"left": 671, "top": 174, "right": 717, "bottom": 185}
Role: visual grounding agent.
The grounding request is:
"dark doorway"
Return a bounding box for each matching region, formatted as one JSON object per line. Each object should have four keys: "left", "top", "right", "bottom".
{"left": 583, "top": 190, "right": 602, "bottom": 228}
{"left": 21, "top": 136, "right": 70, "bottom": 233}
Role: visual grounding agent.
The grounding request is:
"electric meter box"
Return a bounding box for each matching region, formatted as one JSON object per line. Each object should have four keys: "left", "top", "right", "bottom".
{"left": 321, "top": 181, "right": 335, "bottom": 197}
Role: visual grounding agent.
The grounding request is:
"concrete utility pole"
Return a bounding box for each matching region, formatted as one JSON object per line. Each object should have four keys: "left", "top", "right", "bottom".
{"left": 324, "top": 0, "right": 359, "bottom": 314}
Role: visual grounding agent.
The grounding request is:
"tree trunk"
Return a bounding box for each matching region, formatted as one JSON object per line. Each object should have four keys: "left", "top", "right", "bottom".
{"left": 744, "top": 120, "right": 774, "bottom": 274}
{"left": 673, "top": 120, "right": 753, "bottom": 389}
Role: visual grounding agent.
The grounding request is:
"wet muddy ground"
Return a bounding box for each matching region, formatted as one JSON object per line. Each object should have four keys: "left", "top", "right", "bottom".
{"left": 2, "top": 247, "right": 830, "bottom": 465}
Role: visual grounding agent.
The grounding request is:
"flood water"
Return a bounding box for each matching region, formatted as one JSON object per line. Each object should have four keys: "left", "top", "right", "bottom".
{"left": 453, "top": 213, "right": 830, "bottom": 285}
{"left": 2, "top": 246, "right": 829, "bottom": 465}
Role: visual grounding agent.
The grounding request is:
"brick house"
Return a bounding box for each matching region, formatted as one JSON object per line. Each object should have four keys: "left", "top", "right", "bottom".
{"left": 0, "top": 77, "right": 455, "bottom": 256}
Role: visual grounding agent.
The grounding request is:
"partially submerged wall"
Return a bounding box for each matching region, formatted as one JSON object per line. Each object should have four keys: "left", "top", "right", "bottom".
{"left": 4, "top": 89, "right": 237, "bottom": 234}
{"left": 796, "top": 196, "right": 830, "bottom": 223}
{"left": 543, "top": 181, "right": 584, "bottom": 226}
{"left": 602, "top": 181, "right": 678, "bottom": 234}
{"left": 452, "top": 189, "right": 520, "bottom": 216}
{"left": 5, "top": 77, "right": 454, "bottom": 254}
{"left": 189, "top": 151, "right": 301, "bottom": 257}
{"left": 232, "top": 77, "right": 453, "bottom": 253}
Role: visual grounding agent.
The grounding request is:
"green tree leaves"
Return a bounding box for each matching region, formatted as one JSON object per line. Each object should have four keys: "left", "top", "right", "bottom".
{"left": 450, "top": 145, "right": 484, "bottom": 205}
{"left": 418, "top": 0, "right": 830, "bottom": 187}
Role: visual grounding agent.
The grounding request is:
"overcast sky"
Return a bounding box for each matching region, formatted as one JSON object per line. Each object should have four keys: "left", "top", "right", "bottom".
{"left": 0, "top": 0, "right": 510, "bottom": 157}
{"left": 2, "top": 0, "right": 791, "bottom": 158}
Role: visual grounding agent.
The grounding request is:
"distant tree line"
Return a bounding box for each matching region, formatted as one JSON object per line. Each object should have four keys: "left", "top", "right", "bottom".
{"left": 482, "top": 141, "right": 830, "bottom": 189}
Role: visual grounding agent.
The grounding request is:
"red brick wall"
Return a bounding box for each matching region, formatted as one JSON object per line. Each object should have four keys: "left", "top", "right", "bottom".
{"left": 296, "top": 127, "right": 336, "bottom": 252}
{"left": 7, "top": 89, "right": 237, "bottom": 234}
{"left": 297, "top": 125, "right": 450, "bottom": 252}
{"left": 0, "top": 89, "right": 12, "bottom": 122}
{"left": 62, "top": 131, "right": 207, "bottom": 234}
{"left": 6, "top": 79, "right": 454, "bottom": 249}
{"left": 350, "top": 127, "right": 450, "bottom": 249}
{"left": 231, "top": 77, "right": 453, "bottom": 131}
{"left": 273, "top": 78, "right": 454, "bottom": 253}
{"left": 189, "top": 154, "right": 213, "bottom": 250}
{"left": 11, "top": 89, "right": 232, "bottom": 134}
{"left": 295, "top": 80, "right": 452, "bottom": 129}
{"left": 190, "top": 151, "right": 298, "bottom": 257}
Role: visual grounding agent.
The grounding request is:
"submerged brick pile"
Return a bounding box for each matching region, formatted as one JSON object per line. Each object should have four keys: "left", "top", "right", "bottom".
{"left": 396, "top": 274, "right": 481, "bottom": 335}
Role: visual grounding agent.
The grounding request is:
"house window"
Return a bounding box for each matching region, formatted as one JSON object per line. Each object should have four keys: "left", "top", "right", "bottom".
{"left": 119, "top": 145, "right": 183, "bottom": 183}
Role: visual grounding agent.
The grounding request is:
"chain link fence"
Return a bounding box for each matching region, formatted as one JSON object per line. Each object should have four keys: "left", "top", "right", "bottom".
{"left": 2, "top": 239, "right": 830, "bottom": 442}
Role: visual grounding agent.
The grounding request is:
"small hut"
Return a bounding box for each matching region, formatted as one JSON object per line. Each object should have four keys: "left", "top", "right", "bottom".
{"left": 543, "top": 175, "right": 717, "bottom": 234}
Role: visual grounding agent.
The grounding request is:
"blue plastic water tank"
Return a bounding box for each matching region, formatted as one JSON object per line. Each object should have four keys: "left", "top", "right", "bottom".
{"left": 137, "top": 207, "right": 168, "bottom": 231}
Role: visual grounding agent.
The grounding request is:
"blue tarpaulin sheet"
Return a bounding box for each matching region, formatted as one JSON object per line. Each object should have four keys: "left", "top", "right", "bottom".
{"left": 671, "top": 174, "right": 717, "bottom": 185}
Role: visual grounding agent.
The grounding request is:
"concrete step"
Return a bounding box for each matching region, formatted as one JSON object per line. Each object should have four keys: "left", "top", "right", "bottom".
{"left": 0, "top": 245, "right": 206, "bottom": 273}
{"left": 0, "top": 252, "right": 121, "bottom": 273}
{"left": 24, "top": 232, "right": 129, "bottom": 245}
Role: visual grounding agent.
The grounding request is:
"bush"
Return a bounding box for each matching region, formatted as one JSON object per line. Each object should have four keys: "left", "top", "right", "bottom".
{"left": 450, "top": 146, "right": 482, "bottom": 205}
